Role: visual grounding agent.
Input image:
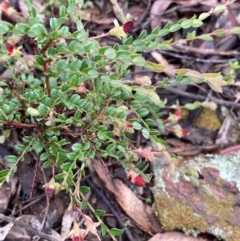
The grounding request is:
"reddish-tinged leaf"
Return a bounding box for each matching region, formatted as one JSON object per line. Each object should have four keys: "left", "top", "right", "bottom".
{"left": 137, "top": 147, "right": 154, "bottom": 162}
{"left": 181, "top": 129, "right": 189, "bottom": 137}
{"left": 123, "top": 21, "right": 134, "bottom": 33}
{"left": 1, "top": 0, "right": 9, "bottom": 13}
{"left": 174, "top": 108, "right": 181, "bottom": 119}
{"left": 5, "top": 42, "right": 14, "bottom": 55}
{"left": 83, "top": 214, "right": 101, "bottom": 240}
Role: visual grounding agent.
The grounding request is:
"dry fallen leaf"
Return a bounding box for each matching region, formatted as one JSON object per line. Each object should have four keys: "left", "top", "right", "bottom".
{"left": 93, "top": 160, "right": 162, "bottom": 234}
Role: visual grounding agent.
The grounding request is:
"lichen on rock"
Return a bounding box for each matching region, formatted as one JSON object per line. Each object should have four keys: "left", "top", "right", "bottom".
{"left": 152, "top": 153, "right": 240, "bottom": 241}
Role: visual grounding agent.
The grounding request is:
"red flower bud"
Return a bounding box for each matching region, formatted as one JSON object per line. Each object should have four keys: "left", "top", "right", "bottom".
{"left": 72, "top": 234, "right": 85, "bottom": 241}
{"left": 1, "top": 0, "right": 9, "bottom": 13}
{"left": 43, "top": 178, "right": 60, "bottom": 198}
{"left": 46, "top": 184, "right": 55, "bottom": 198}
{"left": 133, "top": 175, "right": 146, "bottom": 187}
{"left": 127, "top": 170, "right": 146, "bottom": 187}
{"left": 70, "top": 221, "right": 86, "bottom": 241}
{"left": 123, "top": 21, "right": 134, "bottom": 33}
{"left": 150, "top": 77, "right": 157, "bottom": 85}
{"left": 5, "top": 42, "right": 14, "bottom": 55}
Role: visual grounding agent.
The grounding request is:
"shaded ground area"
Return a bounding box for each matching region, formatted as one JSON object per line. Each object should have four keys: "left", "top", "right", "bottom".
{"left": 1, "top": 0, "right": 240, "bottom": 241}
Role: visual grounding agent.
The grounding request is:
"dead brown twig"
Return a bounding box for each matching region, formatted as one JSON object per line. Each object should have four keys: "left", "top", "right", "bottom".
{"left": 0, "top": 214, "right": 58, "bottom": 241}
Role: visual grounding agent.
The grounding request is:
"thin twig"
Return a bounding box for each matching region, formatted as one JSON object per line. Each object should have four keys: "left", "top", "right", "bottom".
{"left": 40, "top": 164, "right": 50, "bottom": 231}
{"left": 4, "top": 121, "right": 38, "bottom": 129}
{"left": 11, "top": 195, "right": 45, "bottom": 217}
{"left": 0, "top": 214, "right": 58, "bottom": 241}
{"left": 167, "top": 87, "right": 240, "bottom": 108}
{"left": 172, "top": 44, "right": 240, "bottom": 57}
{"left": 85, "top": 179, "right": 136, "bottom": 241}
{"left": 6, "top": 82, "right": 28, "bottom": 109}
{"left": 159, "top": 50, "right": 237, "bottom": 64}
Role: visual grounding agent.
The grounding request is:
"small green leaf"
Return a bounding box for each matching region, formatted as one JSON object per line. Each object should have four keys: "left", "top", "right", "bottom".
{"left": 80, "top": 186, "right": 90, "bottom": 195}
{"left": 231, "top": 27, "right": 240, "bottom": 34}
{"left": 214, "top": 29, "right": 225, "bottom": 37}
{"left": 106, "top": 107, "right": 116, "bottom": 116}
{"left": 40, "top": 152, "right": 48, "bottom": 161}
{"left": 34, "top": 141, "right": 44, "bottom": 153}
{"left": 59, "top": 6, "right": 67, "bottom": 17}
{"left": 198, "top": 12, "right": 210, "bottom": 21}
{"left": 72, "top": 143, "right": 82, "bottom": 152}
{"left": 59, "top": 26, "right": 70, "bottom": 37}
{"left": 98, "top": 132, "right": 108, "bottom": 141}
{"left": 142, "top": 128, "right": 149, "bottom": 139}
{"left": 181, "top": 19, "right": 192, "bottom": 29}
{"left": 28, "top": 24, "right": 47, "bottom": 37}
{"left": 6, "top": 155, "right": 18, "bottom": 164}
{"left": 35, "top": 55, "right": 43, "bottom": 65}
{"left": 101, "top": 223, "right": 107, "bottom": 236}
{"left": 0, "top": 169, "right": 10, "bottom": 177}
{"left": 26, "top": 107, "right": 40, "bottom": 116}
{"left": 116, "top": 105, "right": 128, "bottom": 114}
{"left": 50, "top": 17, "right": 58, "bottom": 30}
{"left": 95, "top": 209, "right": 106, "bottom": 217}
{"left": 61, "top": 162, "right": 71, "bottom": 171}
{"left": 88, "top": 69, "right": 99, "bottom": 78}
{"left": 137, "top": 108, "right": 149, "bottom": 117}
{"left": 132, "top": 121, "right": 142, "bottom": 130}
{"left": 110, "top": 228, "right": 124, "bottom": 237}
{"left": 0, "top": 21, "right": 11, "bottom": 34}
{"left": 23, "top": 136, "right": 31, "bottom": 143}
{"left": 67, "top": 152, "right": 77, "bottom": 161}
{"left": 38, "top": 104, "right": 48, "bottom": 115}
{"left": 191, "top": 19, "right": 203, "bottom": 28}
{"left": 169, "top": 24, "right": 181, "bottom": 32}
{"left": 130, "top": 100, "right": 141, "bottom": 108}
{"left": 15, "top": 144, "right": 25, "bottom": 153}
{"left": 106, "top": 143, "right": 116, "bottom": 153}
{"left": 184, "top": 101, "right": 201, "bottom": 110}
{"left": 147, "top": 90, "right": 161, "bottom": 104}
{"left": 138, "top": 29, "right": 147, "bottom": 39}
{"left": 201, "top": 101, "right": 217, "bottom": 111}
{"left": 104, "top": 48, "right": 117, "bottom": 59}
{"left": 158, "top": 29, "right": 169, "bottom": 36}
{"left": 214, "top": 4, "right": 226, "bottom": 14}
{"left": 199, "top": 34, "right": 213, "bottom": 41}
{"left": 132, "top": 56, "right": 146, "bottom": 66}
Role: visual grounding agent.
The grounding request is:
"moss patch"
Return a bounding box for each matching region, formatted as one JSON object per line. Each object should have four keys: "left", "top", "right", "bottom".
{"left": 153, "top": 193, "right": 208, "bottom": 232}
{"left": 194, "top": 108, "right": 221, "bottom": 131}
